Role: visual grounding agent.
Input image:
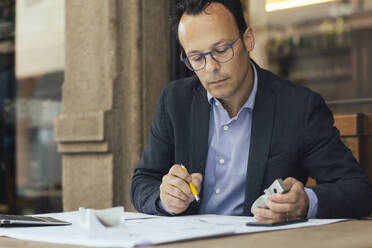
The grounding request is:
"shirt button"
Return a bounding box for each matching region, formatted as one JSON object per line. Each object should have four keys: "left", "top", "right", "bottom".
{"left": 215, "top": 189, "right": 221, "bottom": 194}
{"left": 215, "top": 102, "right": 219, "bottom": 106}
{"left": 219, "top": 158, "right": 225, "bottom": 164}
{"left": 223, "top": 125, "right": 229, "bottom": 131}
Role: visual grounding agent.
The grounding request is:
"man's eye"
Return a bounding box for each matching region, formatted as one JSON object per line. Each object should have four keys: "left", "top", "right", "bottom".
{"left": 189, "top": 55, "right": 203, "bottom": 62}
{"left": 214, "top": 46, "right": 229, "bottom": 54}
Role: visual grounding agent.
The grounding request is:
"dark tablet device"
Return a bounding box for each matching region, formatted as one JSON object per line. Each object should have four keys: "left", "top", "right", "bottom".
{"left": 0, "top": 214, "right": 71, "bottom": 227}
{"left": 246, "top": 218, "right": 308, "bottom": 227}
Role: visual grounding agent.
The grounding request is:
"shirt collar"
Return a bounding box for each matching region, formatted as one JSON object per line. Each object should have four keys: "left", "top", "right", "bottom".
{"left": 207, "top": 60, "right": 258, "bottom": 111}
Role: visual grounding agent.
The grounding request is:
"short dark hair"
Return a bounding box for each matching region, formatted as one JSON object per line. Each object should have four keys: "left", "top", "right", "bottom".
{"left": 171, "top": 0, "right": 247, "bottom": 40}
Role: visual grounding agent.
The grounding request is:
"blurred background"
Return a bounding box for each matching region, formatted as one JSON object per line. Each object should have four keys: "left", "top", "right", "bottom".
{"left": 250, "top": 0, "right": 372, "bottom": 114}
{"left": 0, "top": 0, "right": 371, "bottom": 214}
{"left": 0, "top": 0, "right": 63, "bottom": 214}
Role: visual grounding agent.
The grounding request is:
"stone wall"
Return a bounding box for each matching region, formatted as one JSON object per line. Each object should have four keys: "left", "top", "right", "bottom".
{"left": 55, "top": 0, "right": 170, "bottom": 211}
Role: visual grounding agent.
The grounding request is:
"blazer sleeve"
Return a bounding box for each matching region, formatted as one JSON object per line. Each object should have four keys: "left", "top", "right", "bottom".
{"left": 130, "top": 88, "right": 175, "bottom": 215}
{"left": 301, "top": 92, "right": 372, "bottom": 218}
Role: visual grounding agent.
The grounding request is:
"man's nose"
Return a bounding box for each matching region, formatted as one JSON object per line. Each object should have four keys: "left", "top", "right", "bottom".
{"left": 204, "top": 54, "right": 220, "bottom": 72}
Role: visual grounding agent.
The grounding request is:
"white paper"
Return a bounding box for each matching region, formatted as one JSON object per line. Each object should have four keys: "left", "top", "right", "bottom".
{"left": 122, "top": 211, "right": 161, "bottom": 220}
{"left": 0, "top": 211, "right": 348, "bottom": 248}
{"left": 0, "top": 211, "right": 136, "bottom": 248}
{"left": 125, "top": 215, "right": 235, "bottom": 246}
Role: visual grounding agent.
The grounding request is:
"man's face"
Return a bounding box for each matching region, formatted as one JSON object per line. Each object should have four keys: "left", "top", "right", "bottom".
{"left": 178, "top": 3, "right": 254, "bottom": 102}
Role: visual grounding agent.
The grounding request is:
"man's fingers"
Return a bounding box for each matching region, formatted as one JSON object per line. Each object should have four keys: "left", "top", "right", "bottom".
{"left": 165, "top": 184, "right": 189, "bottom": 201}
{"left": 270, "top": 181, "right": 303, "bottom": 203}
{"left": 283, "top": 177, "right": 298, "bottom": 190}
{"left": 265, "top": 200, "right": 293, "bottom": 213}
{"left": 163, "top": 173, "right": 192, "bottom": 196}
{"left": 164, "top": 192, "right": 187, "bottom": 206}
{"left": 253, "top": 208, "right": 285, "bottom": 221}
{"left": 160, "top": 184, "right": 191, "bottom": 214}
{"left": 270, "top": 191, "right": 298, "bottom": 203}
{"left": 169, "top": 164, "right": 191, "bottom": 182}
{"left": 254, "top": 214, "right": 272, "bottom": 222}
{"left": 162, "top": 192, "right": 189, "bottom": 212}
{"left": 191, "top": 173, "right": 203, "bottom": 192}
{"left": 191, "top": 173, "right": 203, "bottom": 183}
{"left": 268, "top": 177, "right": 300, "bottom": 203}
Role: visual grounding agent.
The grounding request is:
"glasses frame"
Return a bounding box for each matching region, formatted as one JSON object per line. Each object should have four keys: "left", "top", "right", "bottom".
{"left": 180, "top": 36, "right": 241, "bottom": 72}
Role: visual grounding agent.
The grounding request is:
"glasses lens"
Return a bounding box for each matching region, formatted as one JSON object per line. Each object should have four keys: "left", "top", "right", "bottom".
{"left": 212, "top": 45, "right": 234, "bottom": 63}
{"left": 187, "top": 54, "right": 205, "bottom": 71}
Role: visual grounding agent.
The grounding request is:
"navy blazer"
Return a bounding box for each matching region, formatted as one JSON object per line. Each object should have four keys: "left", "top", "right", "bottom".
{"left": 131, "top": 61, "right": 372, "bottom": 218}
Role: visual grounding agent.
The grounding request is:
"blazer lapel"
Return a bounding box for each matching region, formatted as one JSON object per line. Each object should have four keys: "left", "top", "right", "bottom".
{"left": 189, "top": 85, "right": 210, "bottom": 176}
{"left": 187, "top": 84, "right": 210, "bottom": 213}
{"left": 243, "top": 64, "right": 276, "bottom": 215}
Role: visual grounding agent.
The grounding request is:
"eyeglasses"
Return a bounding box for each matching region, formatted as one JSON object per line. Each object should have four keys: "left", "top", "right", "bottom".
{"left": 180, "top": 37, "right": 241, "bottom": 72}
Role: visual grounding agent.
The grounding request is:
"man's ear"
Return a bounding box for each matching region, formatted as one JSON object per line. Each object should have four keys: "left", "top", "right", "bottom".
{"left": 242, "top": 27, "right": 255, "bottom": 52}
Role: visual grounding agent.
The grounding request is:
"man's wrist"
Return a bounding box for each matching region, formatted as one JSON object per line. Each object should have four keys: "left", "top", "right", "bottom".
{"left": 156, "top": 197, "right": 175, "bottom": 216}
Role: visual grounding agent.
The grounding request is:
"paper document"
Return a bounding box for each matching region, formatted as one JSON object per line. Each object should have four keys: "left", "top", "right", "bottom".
{"left": 123, "top": 211, "right": 161, "bottom": 220}
{"left": 0, "top": 211, "right": 348, "bottom": 248}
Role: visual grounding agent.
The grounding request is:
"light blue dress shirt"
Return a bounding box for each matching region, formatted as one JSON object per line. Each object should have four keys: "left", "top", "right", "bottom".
{"left": 161, "top": 62, "right": 318, "bottom": 218}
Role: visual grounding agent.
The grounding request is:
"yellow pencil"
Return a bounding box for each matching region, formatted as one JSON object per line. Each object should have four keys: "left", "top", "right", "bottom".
{"left": 181, "top": 165, "right": 200, "bottom": 203}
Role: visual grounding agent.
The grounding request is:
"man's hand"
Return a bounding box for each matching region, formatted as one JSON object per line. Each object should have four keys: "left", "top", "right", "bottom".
{"left": 160, "top": 164, "right": 203, "bottom": 214}
{"left": 253, "top": 177, "right": 309, "bottom": 222}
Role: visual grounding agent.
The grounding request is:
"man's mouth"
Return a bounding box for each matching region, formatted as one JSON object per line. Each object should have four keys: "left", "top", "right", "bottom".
{"left": 208, "top": 78, "right": 228, "bottom": 85}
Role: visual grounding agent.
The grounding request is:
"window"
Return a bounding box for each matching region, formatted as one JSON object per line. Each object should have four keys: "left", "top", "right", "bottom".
{"left": 250, "top": 0, "right": 372, "bottom": 113}
{"left": 0, "top": 0, "right": 64, "bottom": 214}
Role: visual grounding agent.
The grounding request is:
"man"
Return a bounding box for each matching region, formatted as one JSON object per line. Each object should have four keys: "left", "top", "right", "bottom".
{"left": 131, "top": 0, "right": 372, "bottom": 221}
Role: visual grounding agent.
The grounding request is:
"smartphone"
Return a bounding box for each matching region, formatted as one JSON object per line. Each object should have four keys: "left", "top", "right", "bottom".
{"left": 246, "top": 218, "right": 308, "bottom": 227}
